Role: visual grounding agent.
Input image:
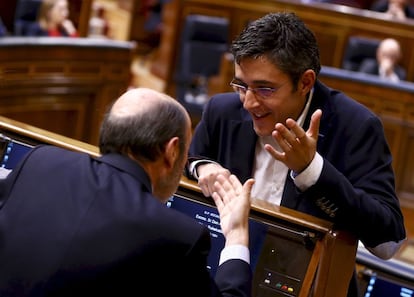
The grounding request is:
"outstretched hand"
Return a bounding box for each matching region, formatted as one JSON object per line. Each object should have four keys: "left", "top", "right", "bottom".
{"left": 211, "top": 174, "right": 255, "bottom": 247}
{"left": 264, "top": 109, "right": 322, "bottom": 174}
{"left": 197, "top": 163, "right": 231, "bottom": 197}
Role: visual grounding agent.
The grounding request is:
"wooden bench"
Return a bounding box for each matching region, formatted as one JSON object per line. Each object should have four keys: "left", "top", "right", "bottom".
{"left": 0, "top": 37, "right": 136, "bottom": 145}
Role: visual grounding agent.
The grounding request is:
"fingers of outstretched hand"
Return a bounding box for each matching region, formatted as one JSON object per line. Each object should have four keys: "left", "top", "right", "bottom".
{"left": 213, "top": 174, "right": 237, "bottom": 205}
{"left": 199, "top": 175, "right": 216, "bottom": 197}
{"left": 275, "top": 121, "right": 307, "bottom": 149}
{"left": 266, "top": 109, "right": 322, "bottom": 169}
{"left": 275, "top": 109, "right": 322, "bottom": 147}
{"left": 198, "top": 165, "right": 230, "bottom": 197}
{"left": 212, "top": 175, "right": 254, "bottom": 209}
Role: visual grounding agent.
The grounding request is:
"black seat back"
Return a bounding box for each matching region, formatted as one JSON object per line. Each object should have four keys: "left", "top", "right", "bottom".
{"left": 175, "top": 14, "right": 229, "bottom": 125}
{"left": 13, "top": 0, "right": 42, "bottom": 36}
{"left": 342, "top": 36, "right": 380, "bottom": 71}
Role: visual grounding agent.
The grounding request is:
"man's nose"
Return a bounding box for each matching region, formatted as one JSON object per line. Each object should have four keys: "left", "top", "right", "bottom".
{"left": 242, "top": 90, "right": 261, "bottom": 109}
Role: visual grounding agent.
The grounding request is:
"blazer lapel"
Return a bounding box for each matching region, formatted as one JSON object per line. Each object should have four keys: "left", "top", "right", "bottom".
{"left": 280, "top": 81, "right": 333, "bottom": 209}
{"left": 281, "top": 174, "right": 300, "bottom": 209}
{"left": 229, "top": 118, "right": 257, "bottom": 183}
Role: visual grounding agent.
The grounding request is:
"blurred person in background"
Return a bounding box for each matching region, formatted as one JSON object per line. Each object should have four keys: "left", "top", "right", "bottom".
{"left": 26, "top": 0, "right": 78, "bottom": 37}
{"left": 359, "top": 38, "right": 406, "bottom": 82}
{"left": 0, "top": 16, "right": 8, "bottom": 37}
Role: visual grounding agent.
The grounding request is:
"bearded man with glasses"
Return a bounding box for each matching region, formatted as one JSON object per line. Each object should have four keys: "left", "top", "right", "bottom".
{"left": 186, "top": 12, "right": 406, "bottom": 297}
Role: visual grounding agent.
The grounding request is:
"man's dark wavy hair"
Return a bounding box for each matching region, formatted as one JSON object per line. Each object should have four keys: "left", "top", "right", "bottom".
{"left": 231, "top": 12, "right": 321, "bottom": 90}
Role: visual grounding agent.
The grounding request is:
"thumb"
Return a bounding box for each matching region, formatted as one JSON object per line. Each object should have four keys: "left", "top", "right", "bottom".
{"left": 243, "top": 178, "right": 255, "bottom": 198}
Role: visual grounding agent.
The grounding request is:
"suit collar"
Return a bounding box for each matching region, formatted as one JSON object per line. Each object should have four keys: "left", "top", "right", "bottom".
{"left": 97, "top": 153, "right": 152, "bottom": 193}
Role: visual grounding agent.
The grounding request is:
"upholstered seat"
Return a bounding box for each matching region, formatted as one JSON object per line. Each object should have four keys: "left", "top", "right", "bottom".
{"left": 342, "top": 36, "right": 380, "bottom": 71}
{"left": 13, "top": 0, "right": 42, "bottom": 36}
{"left": 174, "top": 14, "right": 229, "bottom": 125}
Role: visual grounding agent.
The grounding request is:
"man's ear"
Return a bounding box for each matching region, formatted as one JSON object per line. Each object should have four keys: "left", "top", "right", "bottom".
{"left": 299, "top": 69, "right": 316, "bottom": 96}
{"left": 164, "top": 136, "right": 179, "bottom": 169}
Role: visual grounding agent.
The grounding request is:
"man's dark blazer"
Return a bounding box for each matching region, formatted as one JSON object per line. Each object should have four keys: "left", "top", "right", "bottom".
{"left": 0, "top": 145, "right": 251, "bottom": 297}
{"left": 189, "top": 80, "right": 406, "bottom": 250}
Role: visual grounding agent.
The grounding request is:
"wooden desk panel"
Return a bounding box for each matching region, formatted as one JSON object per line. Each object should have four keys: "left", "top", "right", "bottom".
{"left": 163, "top": 176, "right": 358, "bottom": 297}
{"left": 0, "top": 37, "right": 136, "bottom": 146}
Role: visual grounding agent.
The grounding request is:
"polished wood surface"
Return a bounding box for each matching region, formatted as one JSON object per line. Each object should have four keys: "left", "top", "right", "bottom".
{"left": 0, "top": 37, "right": 136, "bottom": 146}
{"left": 182, "top": 174, "right": 336, "bottom": 232}
{"left": 0, "top": 115, "right": 99, "bottom": 157}
{"left": 74, "top": 0, "right": 94, "bottom": 37}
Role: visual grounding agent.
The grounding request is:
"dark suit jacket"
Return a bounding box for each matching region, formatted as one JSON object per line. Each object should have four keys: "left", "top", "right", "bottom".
{"left": 25, "top": 23, "right": 70, "bottom": 37}
{"left": 189, "top": 80, "right": 406, "bottom": 249}
{"left": 0, "top": 145, "right": 251, "bottom": 297}
{"left": 359, "top": 58, "right": 407, "bottom": 81}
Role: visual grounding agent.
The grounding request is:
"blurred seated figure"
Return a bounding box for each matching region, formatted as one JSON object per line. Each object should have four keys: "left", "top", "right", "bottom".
{"left": 130, "top": 0, "right": 170, "bottom": 53}
{"left": 0, "top": 17, "right": 8, "bottom": 37}
{"left": 26, "top": 0, "right": 78, "bottom": 37}
{"left": 13, "top": 0, "right": 42, "bottom": 36}
{"left": 88, "top": 2, "right": 110, "bottom": 38}
{"left": 359, "top": 38, "right": 406, "bottom": 82}
{"left": 369, "top": 0, "right": 414, "bottom": 20}
{"left": 342, "top": 36, "right": 380, "bottom": 72}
